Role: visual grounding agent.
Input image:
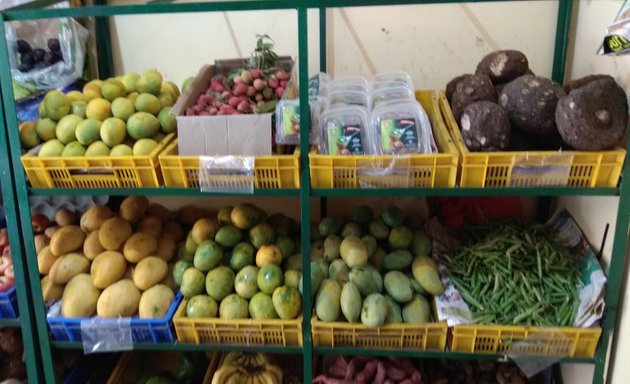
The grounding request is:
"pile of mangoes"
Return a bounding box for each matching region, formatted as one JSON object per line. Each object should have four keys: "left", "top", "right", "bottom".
{"left": 308, "top": 205, "right": 444, "bottom": 327}
{"left": 38, "top": 196, "right": 184, "bottom": 319}
{"left": 173, "top": 203, "right": 304, "bottom": 321}
{"left": 19, "top": 70, "right": 178, "bottom": 157}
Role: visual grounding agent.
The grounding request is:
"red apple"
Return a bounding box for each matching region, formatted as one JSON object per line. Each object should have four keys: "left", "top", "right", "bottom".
{"left": 31, "top": 214, "right": 50, "bottom": 234}
{"left": 0, "top": 276, "right": 14, "bottom": 292}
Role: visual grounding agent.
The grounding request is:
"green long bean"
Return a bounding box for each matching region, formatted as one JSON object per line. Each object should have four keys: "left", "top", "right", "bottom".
{"left": 443, "top": 223, "right": 582, "bottom": 327}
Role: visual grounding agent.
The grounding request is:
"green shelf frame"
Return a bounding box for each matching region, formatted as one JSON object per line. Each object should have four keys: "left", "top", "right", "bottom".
{"left": 0, "top": 1, "right": 628, "bottom": 384}
{"left": 0, "top": 53, "right": 44, "bottom": 382}
{"left": 0, "top": 318, "right": 22, "bottom": 328}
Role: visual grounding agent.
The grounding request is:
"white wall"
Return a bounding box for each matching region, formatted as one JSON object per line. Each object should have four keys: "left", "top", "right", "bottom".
{"left": 108, "top": 1, "right": 629, "bottom": 382}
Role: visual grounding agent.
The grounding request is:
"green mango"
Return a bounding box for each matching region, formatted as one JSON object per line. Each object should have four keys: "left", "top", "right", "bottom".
{"left": 361, "top": 293, "right": 389, "bottom": 328}
{"left": 340, "top": 282, "right": 362, "bottom": 323}
{"left": 315, "top": 279, "right": 341, "bottom": 322}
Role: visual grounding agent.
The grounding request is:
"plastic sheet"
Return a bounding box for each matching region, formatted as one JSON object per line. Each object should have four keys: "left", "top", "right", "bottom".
{"left": 80, "top": 317, "right": 133, "bottom": 354}
{"left": 598, "top": 0, "right": 630, "bottom": 55}
{"left": 5, "top": 2, "right": 88, "bottom": 91}
{"left": 198, "top": 156, "right": 255, "bottom": 193}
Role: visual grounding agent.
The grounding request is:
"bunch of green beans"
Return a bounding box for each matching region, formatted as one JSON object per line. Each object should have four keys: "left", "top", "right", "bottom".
{"left": 442, "top": 223, "right": 581, "bottom": 326}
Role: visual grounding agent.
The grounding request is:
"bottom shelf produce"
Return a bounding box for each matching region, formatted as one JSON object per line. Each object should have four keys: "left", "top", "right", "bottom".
{"left": 0, "top": 328, "right": 26, "bottom": 383}
{"left": 210, "top": 352, "right": 301, "bottom": 384}
{"left": 315, "top": 354, "right": 560, "bottom": 384}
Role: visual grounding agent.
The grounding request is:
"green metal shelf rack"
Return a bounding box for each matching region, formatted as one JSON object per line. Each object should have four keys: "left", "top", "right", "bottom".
{"left": 0, "top": 56, "right": 45, "bottom": 382}
{"left": 0, "top": 1, "right": 629, "bottom": 384}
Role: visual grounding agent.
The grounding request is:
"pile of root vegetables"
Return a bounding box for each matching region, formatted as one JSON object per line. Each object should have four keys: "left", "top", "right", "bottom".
{"left": 315, "top": 355, "right": 422, "bottom": 384}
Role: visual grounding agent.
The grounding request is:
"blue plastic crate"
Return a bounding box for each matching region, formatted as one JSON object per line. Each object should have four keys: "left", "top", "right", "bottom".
{"left": 0, "top": 286, "right": 19, "bottom": 319}
{"left": 48, "top": 293, "right": 182, "bottom": 343}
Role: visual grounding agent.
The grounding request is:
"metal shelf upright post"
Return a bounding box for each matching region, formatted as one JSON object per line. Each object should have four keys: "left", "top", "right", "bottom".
{"left": 0, "top": 55, "right": 44, "bottom": 383}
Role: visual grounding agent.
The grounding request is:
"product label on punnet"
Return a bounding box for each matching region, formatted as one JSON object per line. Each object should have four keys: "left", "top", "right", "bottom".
{"left": 281, "top": 104, "right": 300, "bottom": 136}
{"left": 327, "top": 124, "right": 364, "bottom": 155}
{"left": 380, "top": 118, "right": 418, "bottom": 154}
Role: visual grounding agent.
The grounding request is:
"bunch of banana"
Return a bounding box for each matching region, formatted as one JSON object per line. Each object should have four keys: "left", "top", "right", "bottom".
{"left": 211, "top": 352, "right": 283, "bottom": 384}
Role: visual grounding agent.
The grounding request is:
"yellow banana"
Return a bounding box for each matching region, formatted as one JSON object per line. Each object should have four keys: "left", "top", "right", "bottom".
{"left": 225, "top": 369, "right": 244, "bottom": 384}
{"left": 253, "top": 373, "right": 265, "bottom": 384}
{"left": 212, "top": 366, "right": 238, "bottom": 384}
{"left": 256, "top": 353, "right": 270, "bottom": 366}
{"left": 265, "top": 365, "right": 283, "bottom": 384}
{"left": 259, "top": 371, "right": 278, "bottom": 384}
{"left": 223, "top": 352, "right": 244, "bottom": 366}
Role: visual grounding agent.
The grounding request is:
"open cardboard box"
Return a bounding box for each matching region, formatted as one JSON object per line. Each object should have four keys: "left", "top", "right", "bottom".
{"left": 171, "top": 57, "right": 293, "bottom": 157}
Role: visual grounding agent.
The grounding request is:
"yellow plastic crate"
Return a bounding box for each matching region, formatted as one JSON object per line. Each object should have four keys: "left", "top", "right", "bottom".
{"left": 159, "top": 139, "right": 300, "bottom": 189}
{"left": 21, "top": 133, "right": 175, "bottom": 188}
{"left": 438, "top": 91, "right": 626, "bottom": 188}
{"left": 450, "top": 324, "right": 601, "bottom": 358}
{"left": 309, "top": 90, "right": 459, "bottom": 189}
{"left": 311, "top": 316, "right": 448, "bottom": 350}
{"left": 106, "top": 350, "right": 221, "bottom": 384}
{"left": 173, "top": 298, "right": 303, "bottom": 346}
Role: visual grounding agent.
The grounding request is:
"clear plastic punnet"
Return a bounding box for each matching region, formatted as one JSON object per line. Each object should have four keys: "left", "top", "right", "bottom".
{"left": 329, "top": 89, "right": 370, "bottom": 108}
{"left": 369, "top": 80, "right": 413, "bottom": 94}
{"left": 330, "top": 76, "right": 369, "bottom": 93}
{"left": 370, "top": 86, "right": 415, "bottom": 109}
{"left": 371, "top": 71, "right": 414, "bottom": 90}
{"left": 275, "top": 96, "right": 328, "bottom": 145}
{"left": 370, "top": 100, "right": 433, "bottom": 155}
{"left": 319, "top": 106, "right": 371, "bottom": 155}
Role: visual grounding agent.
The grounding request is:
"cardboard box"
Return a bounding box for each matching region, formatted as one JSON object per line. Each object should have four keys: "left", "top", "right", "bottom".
{"left": 171, "top": 57, "right": 293, "bottom": 156}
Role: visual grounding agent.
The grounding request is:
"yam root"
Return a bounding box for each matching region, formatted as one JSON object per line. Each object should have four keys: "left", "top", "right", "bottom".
{"left": 356, "top": 360, "right": 378, "bottom": 383}
{"left": 445, "top": 74, "right": 472, "bottom": 103}
{"left": 556, "top": 78, "right": 628, "bottom": 150}
{"left": 312, "top": 375, "right": 355, "bottom": 384}
{"left": 499, "top": 74, "right": 565, "bottom": 135}
{"left": 460, "top": 101, "right": 510, "bottom": 152}
{"left": 386, "top": 363, "right": 407, "bottom": 381}
{"left": 563, "top": 74, "right": 614, "bottom": 94}
{"left": 374, "top": 361, "right": 387, "bottom": 384}
{"left": 450, "top": 74, "right": 496, "bottom": 122}
{"left": 475, "top": 49, "right": 529, "bottom": 84}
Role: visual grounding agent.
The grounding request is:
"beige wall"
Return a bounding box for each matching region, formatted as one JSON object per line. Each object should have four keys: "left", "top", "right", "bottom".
{"left": 110, "top": 1, "right": 629, "bottom": 382}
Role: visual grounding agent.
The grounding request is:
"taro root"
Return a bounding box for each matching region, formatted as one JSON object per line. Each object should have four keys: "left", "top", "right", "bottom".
{"left": 450, "top": 74, "right": 496, "bottom": 122}
{"left": 498, "top": 75, "right": 565, "bottom": 135}
{"left": 556, "top": 78, "right": 628, "bottom": 150}
{"left": 564, "top": 74, "right": 614, "bottom": 94}
{"left": 445, "top": 74, "right": 472, "bottom": 103}
{"left": 475, "top": 50, "right": 529, "bottom": 84}
{"left": 460, "top": 101, "right": 510, "bottom": 152}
